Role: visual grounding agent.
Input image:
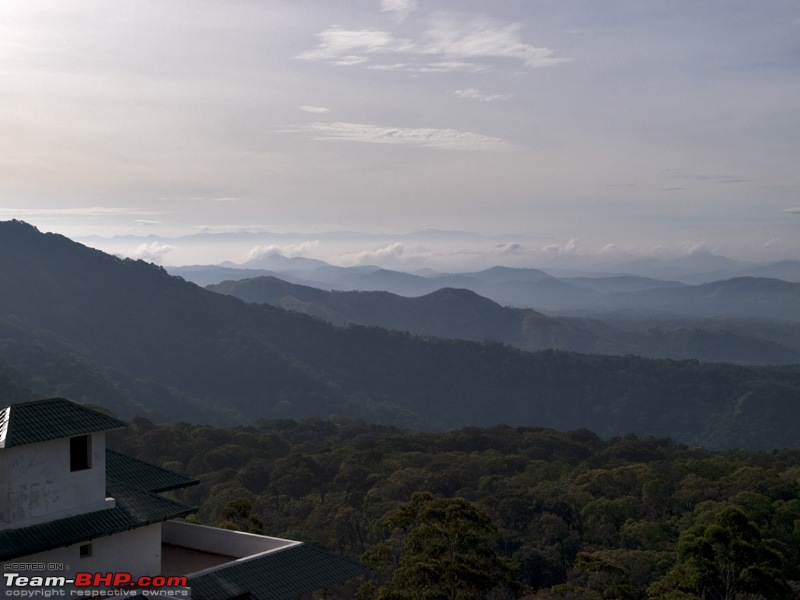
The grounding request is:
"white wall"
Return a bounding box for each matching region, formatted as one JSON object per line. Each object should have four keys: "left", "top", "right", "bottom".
{"left": 0, "top": 433, "right": 108, "bottom": 529}
{"left": 0, "top": 524, "right": 162, "bottom": 595}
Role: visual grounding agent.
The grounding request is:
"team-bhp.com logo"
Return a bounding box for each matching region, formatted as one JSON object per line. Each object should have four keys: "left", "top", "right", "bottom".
{"left": 4, "top": 571, "right": 188, "bottom": 597}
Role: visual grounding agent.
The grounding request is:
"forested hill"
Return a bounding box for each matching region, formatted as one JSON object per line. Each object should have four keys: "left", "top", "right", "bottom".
{"left": 208, "top": 275, "right": 800, "bottom": 364}
{"left": 208, "top": 276, "right": 604, "bottom": 353}
{"left": 1, "top": 220, "right": 800, "bottom": 448}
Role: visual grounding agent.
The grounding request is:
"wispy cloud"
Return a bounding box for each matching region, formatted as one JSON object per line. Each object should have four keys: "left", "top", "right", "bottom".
{"left": 296, "top": 15, "right": 567, "bottom": 73}
{"left": 784, "top": 207, "right": 800, "bottom": 214}
{"left": 295, "top": 28, "right": 402, "bottom": 65}
{"left": 420, "top": 17, "right": 568, "bottom": 69}
{"left": 412, "top": 61, "right": 489, "bottom": 73}
{"left": 0, "top": 207, "right": 160, "bottom": 217}
{"left": 664, "top": 170, "right": 750, "bottom": 185}
{"left": 298, "top": 105, "right": 331, "bottom": 113}
{"left": 299, "top": 121, "right": 510, "bottom": 151}
{"left": 453, "top": 88, "right": 512, "bottom": 102}
{"left": 381, "top": 0, "right": 417, "bottom": 22}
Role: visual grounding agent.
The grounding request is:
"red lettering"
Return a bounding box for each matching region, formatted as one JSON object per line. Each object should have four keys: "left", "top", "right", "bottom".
{"left": 73, "top": 571, "right": 186, "bottom": 589}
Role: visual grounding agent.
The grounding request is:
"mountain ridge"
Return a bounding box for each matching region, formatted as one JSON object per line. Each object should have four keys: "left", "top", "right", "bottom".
{"left": 208, "top": 275, "right": 800, "bottom": 364}
{"left": 2, "top": 220, "right": 800, "bottom": 449}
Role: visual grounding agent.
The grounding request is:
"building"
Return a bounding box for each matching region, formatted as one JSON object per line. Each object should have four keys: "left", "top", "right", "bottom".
{"left": 0, "top": 398, "right": 367, "bottom": 598}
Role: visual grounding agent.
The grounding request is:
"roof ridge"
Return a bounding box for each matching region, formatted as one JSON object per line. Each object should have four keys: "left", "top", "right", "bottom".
{"left": 1, "top": 398, "right": 127, "bottom": 448}
{"left": 0, "top": 407, "right": 8, "bottom": 448}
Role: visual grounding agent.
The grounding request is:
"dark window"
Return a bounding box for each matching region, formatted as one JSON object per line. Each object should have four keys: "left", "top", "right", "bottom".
{"left": 70, "top": 435, "right": 91, "bottom": 471}
{"left": 79, "top": 543, "right": 92, "bottom": 558}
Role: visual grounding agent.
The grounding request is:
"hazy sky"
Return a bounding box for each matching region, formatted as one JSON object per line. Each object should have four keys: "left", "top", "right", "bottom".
{"left": 2, "top": 1, "right": 799, "bottom": 268}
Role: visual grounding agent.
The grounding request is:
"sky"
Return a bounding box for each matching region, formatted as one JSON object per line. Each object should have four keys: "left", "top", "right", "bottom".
{"left": 1, "top": 1, "right": 799, "bottom": 270}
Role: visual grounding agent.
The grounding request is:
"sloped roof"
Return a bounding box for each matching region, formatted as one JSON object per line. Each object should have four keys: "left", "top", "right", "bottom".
{"left": 0, "top": 398, "right": 127, "bottom": 448}
{"left": 106, "top": 449, "right": 199, "bottom": 493}
{"left": 187, "top": 544, "right": 369, "bottom": 600}
{"left": 0, "top": 397, "right": 197, "bottom": 559}
{"left": 0, "top": 397, "right": 367, "bottom": 599}
{"left": 0, "top": 484, "right": 193, "bottom": 560}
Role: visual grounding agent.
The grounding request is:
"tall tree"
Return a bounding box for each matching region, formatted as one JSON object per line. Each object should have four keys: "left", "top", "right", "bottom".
{"left": 649, "top": 506, "right": 790, "bottom": 599}
{"left": 363, "top": 491, "right": 517, "bottom": 600}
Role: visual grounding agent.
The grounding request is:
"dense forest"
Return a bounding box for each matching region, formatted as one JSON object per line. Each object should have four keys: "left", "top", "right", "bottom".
{"left": 112, "top": 418, "right": 800, "bottom": 599}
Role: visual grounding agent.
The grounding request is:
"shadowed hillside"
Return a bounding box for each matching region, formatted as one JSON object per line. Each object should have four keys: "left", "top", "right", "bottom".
{"left": 208, "top": 276, "right": 800, "bottom": 364}
{"left": 1, "top": 220, "right": 800, "bottom": 449}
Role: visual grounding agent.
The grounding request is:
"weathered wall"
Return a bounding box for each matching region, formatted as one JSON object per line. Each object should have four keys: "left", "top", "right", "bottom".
{"left": 0, "top": 433, "right": 108, "bottom": 529}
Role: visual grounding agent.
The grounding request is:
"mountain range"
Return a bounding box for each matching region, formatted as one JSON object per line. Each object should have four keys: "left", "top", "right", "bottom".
{"left": 2, "top": 219, "right": 800, "bottom": 449}
{"left": 170, "top": 260, "right": 800, "bottom": 322}
{"left": 207, "top": 276, "right": 800, "bottom": 365}
{"left": 80, "top": 229, "right": 800, "bottom": 284}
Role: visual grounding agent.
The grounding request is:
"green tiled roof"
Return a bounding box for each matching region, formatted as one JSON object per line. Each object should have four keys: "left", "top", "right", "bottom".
{"left": 0, "top": 398, "right": 366, "bottom": 600}
{"left": 0, "top": 398, "right": 127, "bottom": 448}
{"left": 187, "top": 544, "right": 369, "bottom": 600}
{"left": 0, "top": 398, "right": 197, "bottom": 560}
{"left": 106, "top": 450, "right": 199, "bottom": 493}
{"left": 0, "top": 484, "right": 193, "bottom": 560}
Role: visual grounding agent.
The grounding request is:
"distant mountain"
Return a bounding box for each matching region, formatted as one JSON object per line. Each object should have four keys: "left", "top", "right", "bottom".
{"left": 739, "top": 260, "right": 800, "bottom": 282}
{"left": 559, "top": 276, "right": 685, "bottom": 294}
{"left": 209, "top": 276, "right": 800, "bottom": 365}
{"left": 208, "top": 277, "right": 605, "bottom": 353}
{"left": 599, "top": 277, "right": 800, "bottom": 321}
{"left": 230, "top": 253, "right": 328, "bottom": 272}
{"left": 3, "top": 220, "right": 800, "bottom": 448}
{"left": 170, "top": 265, "right": 283, "bottom": 287}
{"left": 614, "top": 252, "right": 752, "bottom": 283}
{"left": 175, "top": 259, "right": 800, "bottom": 321}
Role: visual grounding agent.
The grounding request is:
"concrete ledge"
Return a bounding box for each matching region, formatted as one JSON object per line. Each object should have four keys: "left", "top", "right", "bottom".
{"left": 162, "top": 520, "right": 299, "bottom": 560}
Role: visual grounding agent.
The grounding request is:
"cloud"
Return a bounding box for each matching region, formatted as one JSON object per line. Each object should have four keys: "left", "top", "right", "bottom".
{"left": 381, "top": 0, "right": 417, "bottom": 22}
{"left": 295, "top": 28, "right": 401, "bottom": 64}
{"left": 543, "top": 238, "right": 580, "bottom": 255}
{"left": 495, "top": 242, "right": 524, "bottom": 255}
{"left": 367, "top": 62, "right": 409, "bottom": 71}
{"left": 243, "top": 241, "right": 320, "bottom": 261}
{"left": 453, "top": 88, "right": 512, "bottom": 102}
{"left": 130, "top": 242, "right": 173, "bottom": 263}
{"left": 420, "top": 17, "right": 568, "bottom": 69}
{"left": 297, "top": 16, "right": 567, "bottom": 72}
{"left": 300, "top": 121, "right": 510, "bottom": 151}
{"left": 680, "top": 242, "right": 714, "bottom": 256}
{"left": 413, "top": 61, "right": 489, "bottom": 73}
{"left": 298, "top": 105, "right": 331, "bottom": 113}
{"left": 784, "top": 207, "right": 800, "bottom": 214}
{"left": 339, "top": 242, "right": 410, "bottom": 266}
{"left": 665, "top": 170, "right": 749, "bottom": 185}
